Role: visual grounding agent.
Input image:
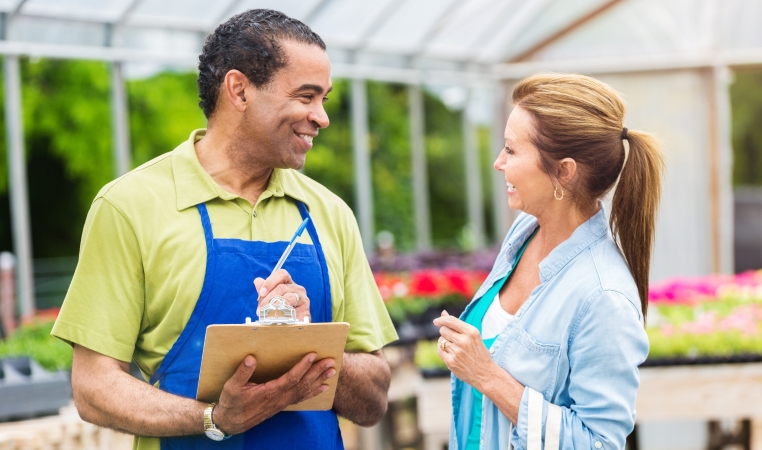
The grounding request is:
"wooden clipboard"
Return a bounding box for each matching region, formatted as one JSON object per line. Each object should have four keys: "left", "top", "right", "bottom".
{"left": 196, "top": 322, "right": 350, "bottom": 411}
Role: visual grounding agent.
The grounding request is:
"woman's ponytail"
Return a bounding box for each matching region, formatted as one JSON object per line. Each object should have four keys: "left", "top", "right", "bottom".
{"left": 513, "top": 73, "right": 665, "bottom": 322}
{"left": 609, "top": 131, "right": 664, "bottom": 320}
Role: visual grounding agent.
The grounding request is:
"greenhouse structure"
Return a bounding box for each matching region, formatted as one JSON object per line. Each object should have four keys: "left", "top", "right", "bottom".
{"left": 1, "top": 0, "right": 762, "bottom": 320}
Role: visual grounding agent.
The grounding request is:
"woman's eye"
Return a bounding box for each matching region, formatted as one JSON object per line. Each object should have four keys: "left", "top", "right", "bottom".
{"left": 504, "top": 146, "right": 514, "bottom": 155}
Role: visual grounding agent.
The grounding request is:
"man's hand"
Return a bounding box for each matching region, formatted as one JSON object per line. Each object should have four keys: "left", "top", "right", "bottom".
{"left": 254, "top": 269, "right": 310, "bottom": 321}
{"left": 213, "top": 353, "right": 336, "bottom": 435}
{"left": 71, "top": 345, "right": 334, "bottom": 437}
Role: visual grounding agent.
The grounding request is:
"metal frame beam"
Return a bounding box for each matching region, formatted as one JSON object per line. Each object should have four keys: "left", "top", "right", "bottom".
{"left": 491, "top": 84, "right": 511, "bottom": 240}
{"left": 507, "top": 0, "right": 623, "bottom": 63}
{"left": 350, "top": 79, "right": 374, "bottom": 254}
{"left": 493, "top": 49, "right": 762, "bottom": 78}
{"left": 3, "top": 55, "right": 35, "bottom": 318}
{"left": 110, "top": 61, "right": 131, "bottom": 177}
{"left": 408, "top": 84, "right": 431, "bottom": 251}
{"left": 462, "top": 93, "right": 485, "bottom": 250}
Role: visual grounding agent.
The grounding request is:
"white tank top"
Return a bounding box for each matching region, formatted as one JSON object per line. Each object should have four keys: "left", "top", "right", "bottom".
{"left": 481, "top": 291, "right": 513, "bottom": 339}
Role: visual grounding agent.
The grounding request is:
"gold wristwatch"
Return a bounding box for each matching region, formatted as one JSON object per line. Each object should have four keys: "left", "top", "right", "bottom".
{"left": 203, "top": 403, "right": 231, "bottom": 441}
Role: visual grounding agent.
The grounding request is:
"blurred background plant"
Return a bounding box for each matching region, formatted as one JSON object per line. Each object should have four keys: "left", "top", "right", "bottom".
{"left": 0, "top": 308, "right": 71, "bottom": 371}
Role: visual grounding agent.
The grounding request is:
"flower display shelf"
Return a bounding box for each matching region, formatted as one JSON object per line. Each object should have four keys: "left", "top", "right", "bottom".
{"left": 0, "top": 356, "right": 71, "bottom": 421}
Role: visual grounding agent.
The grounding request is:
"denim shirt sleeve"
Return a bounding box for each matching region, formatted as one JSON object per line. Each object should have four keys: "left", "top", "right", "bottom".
{"left": 513, "top": 289, "right": 649, "bottom": 450}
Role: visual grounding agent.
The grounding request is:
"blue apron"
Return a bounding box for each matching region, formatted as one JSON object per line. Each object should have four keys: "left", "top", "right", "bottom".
{"left": 149, "top": 202, "right": 343, "bottom": 450}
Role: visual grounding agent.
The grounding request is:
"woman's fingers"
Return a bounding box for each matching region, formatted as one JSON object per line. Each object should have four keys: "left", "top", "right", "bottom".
{"left": 433, "top": 314, "right": 472, "bottom": 334}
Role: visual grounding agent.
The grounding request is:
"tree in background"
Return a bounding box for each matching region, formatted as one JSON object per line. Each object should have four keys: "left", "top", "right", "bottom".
{"left": 731, "top": 70, "right": 762, "bottom": 186}
{"left": 0, "top": 58, "right": 495, "bottom": 261}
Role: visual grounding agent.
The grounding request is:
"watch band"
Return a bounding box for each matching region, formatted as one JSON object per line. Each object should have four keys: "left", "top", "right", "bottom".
{"left": 203, "top": 402, "right": 231, "bottom": 440}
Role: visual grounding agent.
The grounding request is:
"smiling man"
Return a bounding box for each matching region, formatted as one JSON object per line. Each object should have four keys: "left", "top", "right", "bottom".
{"left": 51, "top": 9, "right": 397, "bottom": 450}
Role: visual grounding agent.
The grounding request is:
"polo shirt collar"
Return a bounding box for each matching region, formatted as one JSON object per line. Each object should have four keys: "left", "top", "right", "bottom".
{"left": 173, "top": 129, "right": 311, "bottom": 211}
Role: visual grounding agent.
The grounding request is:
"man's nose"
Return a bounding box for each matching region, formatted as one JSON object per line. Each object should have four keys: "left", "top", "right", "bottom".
{"left": 309, "top": 106, "right": 330, "bottom": 129}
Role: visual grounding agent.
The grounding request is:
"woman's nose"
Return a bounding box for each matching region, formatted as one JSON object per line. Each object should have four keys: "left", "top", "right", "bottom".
{"left": 494, "top": 151, "right": 506, "bottom": 171}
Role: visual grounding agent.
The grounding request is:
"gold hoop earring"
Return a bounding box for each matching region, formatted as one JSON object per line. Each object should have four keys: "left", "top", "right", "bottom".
{"left": 554, "top": 185, "right": 564, "bottom": 201}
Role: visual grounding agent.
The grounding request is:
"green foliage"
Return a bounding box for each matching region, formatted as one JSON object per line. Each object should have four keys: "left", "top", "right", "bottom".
{"left": 731, "top": 70, "right": 762, "bottom": 186}
{"left": 0, "top": 59, "right": 497, "bottom": 259}
{"left": 127, "top": 71, "right": 206, "bottom": 166}
{"left": 0, "top": 320, "right": 72, "bottom": 371}
{"left": 646, "top": 296, "right": 762, "bottom": 358}
{"left": 415, "top": 339, "right": 447, "bottom": 370}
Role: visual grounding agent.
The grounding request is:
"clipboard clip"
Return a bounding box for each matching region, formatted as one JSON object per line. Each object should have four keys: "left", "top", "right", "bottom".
{"left": 254, "top": 296, "right": 309, "bottom": 325}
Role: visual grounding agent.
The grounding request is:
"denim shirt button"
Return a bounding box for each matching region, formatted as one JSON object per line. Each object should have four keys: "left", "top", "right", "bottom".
{"left": 595, "top": 442, "right": 602, "bottom": 449}
{"left": 489, "top": 347, "right": 495, "bottom": 355}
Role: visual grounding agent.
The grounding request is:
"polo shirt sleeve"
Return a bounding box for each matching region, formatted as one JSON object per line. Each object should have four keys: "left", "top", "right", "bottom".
{"left": 337, "top": 208, "right": 398, "bottom": 352}
{"left": 51, "top": 197, "right": 145, "bottom": 363}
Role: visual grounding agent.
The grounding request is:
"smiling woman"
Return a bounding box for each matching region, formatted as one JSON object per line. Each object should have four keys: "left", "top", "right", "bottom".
{"left": 434, "top": 73, "right": 664, "bottom": 450}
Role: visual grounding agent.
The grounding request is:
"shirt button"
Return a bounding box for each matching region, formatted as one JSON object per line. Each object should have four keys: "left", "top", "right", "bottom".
{"left": 252, "top": 211, "right": 257, "bottom": 217}
{"left": 595, "top": 442, "right": 602, "bottom": 449}
{"left": 515, "top": 310, "right": 522, "bottom": 317}
{"left": 489, "top": 348, "right": 495, "bottom": 355}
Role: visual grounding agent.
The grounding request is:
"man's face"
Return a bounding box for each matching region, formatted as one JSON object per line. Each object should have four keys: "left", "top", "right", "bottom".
{"left": 238, "top": 40, "right": 332, "bottom": 171}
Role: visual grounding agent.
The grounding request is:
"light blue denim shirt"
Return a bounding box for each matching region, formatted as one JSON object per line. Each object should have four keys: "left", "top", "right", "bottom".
{"left": 450, "top": 205, "right": 649, "bottom": 450}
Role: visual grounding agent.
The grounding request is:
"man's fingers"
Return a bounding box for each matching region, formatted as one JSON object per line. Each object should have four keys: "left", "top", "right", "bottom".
{"left": 273, "top": 353, "right": 316, "bottom": 389}
{"left": 257, "top": 269, "right": 293, "bottom": 299}
{"left": 229, "top": 355, "right": 257, "bottom": 388}
{"left": 253, "top": 277, "right": 265, "bottom": 295}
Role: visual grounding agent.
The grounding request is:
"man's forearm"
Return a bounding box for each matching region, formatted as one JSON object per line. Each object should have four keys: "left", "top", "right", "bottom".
{"left": 72, "top": 345, "right": 206, "bottom": 437}
{"left": 332, "top": 350, "right": 390, "bottom": 426}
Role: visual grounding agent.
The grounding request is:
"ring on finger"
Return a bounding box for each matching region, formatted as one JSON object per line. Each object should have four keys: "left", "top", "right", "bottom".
{"left": 438, "top": 338, "right": 449, "bottom": 352}
{"left": 292, "top": 292, "right": 300, "bottom": 307}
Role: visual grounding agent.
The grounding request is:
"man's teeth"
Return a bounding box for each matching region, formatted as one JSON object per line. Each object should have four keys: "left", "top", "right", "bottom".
{"left": 299, "top": 134, "right": 313, "bottom": 144}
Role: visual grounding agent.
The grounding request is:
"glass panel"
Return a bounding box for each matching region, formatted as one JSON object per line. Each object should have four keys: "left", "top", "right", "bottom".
{"left": 309, "top": 0, "right": 396, "bottom": 47}
{"left": 20, "top": 0, "right": 132, "bottom": 22}
{"left": 526, "top": 0, "right": 699, "bottom": 61}
{"left": 363, "top": 0, "right": 455, "bottom": 54}
{"left": 231, "top": 0, "right": 325, "bottom": 22}
{"left": 126, "top": 0, "right": 233, "bottom": 31}
{"left": 13, "top": 16, "right": 107, "bottom": 46}
{"left": 421, "top": 0, "right": 527, "bottom": 60}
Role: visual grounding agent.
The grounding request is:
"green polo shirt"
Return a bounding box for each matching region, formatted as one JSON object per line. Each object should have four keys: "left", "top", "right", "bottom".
{"left": 52, "top": 129, "right": 397, "bottom": 447}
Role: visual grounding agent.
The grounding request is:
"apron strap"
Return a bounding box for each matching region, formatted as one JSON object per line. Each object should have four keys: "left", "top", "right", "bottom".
{"left": 527, "top": 388, "right": 544, "bottom": 450}
{"left": 197, "top": 204, "right": 215, "bottom": 250}
{"left": 296, "top": 202, "right": 332, "bottom": 323}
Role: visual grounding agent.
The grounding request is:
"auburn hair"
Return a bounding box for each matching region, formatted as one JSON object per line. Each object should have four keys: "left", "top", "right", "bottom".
{"left": 512, "top": 73, "right": 664, "bottom": 320}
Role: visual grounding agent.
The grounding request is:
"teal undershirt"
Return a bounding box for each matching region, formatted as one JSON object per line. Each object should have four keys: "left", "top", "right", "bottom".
{"left": 464, "top": 228, "right": 537, "bottom": 450}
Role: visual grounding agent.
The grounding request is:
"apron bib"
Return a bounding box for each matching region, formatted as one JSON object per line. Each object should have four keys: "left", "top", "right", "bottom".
{"left": 149, "top": 202, "right": 343, "bottom": 450}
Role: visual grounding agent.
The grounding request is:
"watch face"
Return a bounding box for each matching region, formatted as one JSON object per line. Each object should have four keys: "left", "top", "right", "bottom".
{"left": 205, "top": 429, "right": 226, "bottom": 441}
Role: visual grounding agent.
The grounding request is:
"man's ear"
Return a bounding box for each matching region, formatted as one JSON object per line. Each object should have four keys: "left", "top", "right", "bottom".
{"left": 223, "top": 70, "right": 250, "bottom": 113}
{"left": 557, "top": 158, "right": 577, "bottom": 187}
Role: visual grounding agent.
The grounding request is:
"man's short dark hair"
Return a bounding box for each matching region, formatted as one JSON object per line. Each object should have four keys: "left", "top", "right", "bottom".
{"left": 197, "top": 9, "right": 326, "bottom": 119}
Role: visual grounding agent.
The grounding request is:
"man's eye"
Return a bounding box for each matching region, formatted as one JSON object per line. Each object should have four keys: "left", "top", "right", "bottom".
{"left": 322, "top": 96, "right": 330, "bottom": 103}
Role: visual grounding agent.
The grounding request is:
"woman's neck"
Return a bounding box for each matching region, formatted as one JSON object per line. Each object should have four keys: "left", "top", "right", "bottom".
{"left": 533, "top": 200, "right": 599, "bottom": 257}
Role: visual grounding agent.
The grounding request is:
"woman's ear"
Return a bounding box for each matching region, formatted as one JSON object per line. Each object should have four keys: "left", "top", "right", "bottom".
{"left": 557, "top": 158, "right": 577, "bottom": 186}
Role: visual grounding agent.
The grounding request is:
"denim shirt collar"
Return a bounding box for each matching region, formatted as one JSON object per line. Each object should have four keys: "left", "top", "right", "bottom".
{"left": 498, "top": 203, "right": 609, "bottom": 281}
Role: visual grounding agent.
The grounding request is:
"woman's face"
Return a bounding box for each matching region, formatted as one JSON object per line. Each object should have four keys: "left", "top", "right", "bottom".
{"left": 493, "top": 105, "right": 555, "bottom": 216}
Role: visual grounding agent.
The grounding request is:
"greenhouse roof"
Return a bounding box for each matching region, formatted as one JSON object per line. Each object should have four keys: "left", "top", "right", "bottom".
{"left": 3, "top": 0, "right": 760, "bottom": 84}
